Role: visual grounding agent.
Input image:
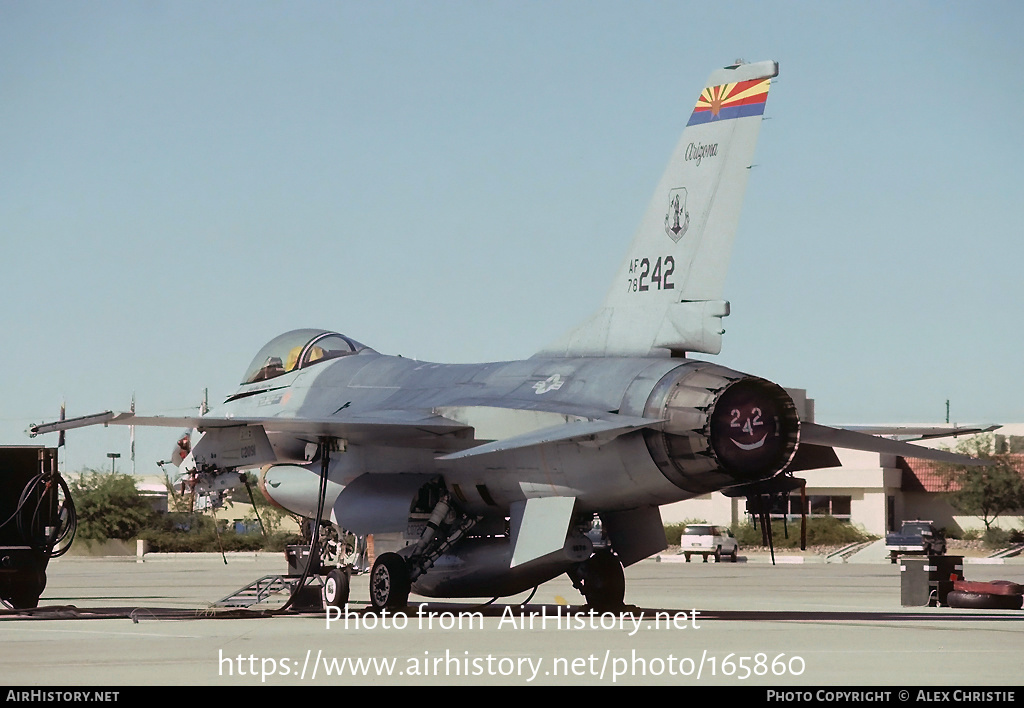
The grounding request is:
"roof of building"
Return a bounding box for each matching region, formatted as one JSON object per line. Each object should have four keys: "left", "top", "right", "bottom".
{"left": 900, "top": 454, "right": 1024, "bottom": 493}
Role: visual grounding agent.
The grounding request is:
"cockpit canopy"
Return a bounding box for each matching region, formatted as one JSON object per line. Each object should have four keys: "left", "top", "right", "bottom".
{"left": 241, "top": 329, "right": 369, "bottom": 384}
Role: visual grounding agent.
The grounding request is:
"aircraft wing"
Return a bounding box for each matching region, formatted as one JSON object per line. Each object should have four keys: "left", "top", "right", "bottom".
{"left": 28, "top": 409, "right": 472, "bottom": 446}
{"left": 801, "top": 422, "right": 988, "bottom": 466}
{"left": 28, "top": 403, "right": 656, "bottom": 454}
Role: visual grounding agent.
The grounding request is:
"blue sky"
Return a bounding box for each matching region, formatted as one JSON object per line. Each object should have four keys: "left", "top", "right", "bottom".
{"left": 2, "top": 2, "right": 1022, "bottom": 474}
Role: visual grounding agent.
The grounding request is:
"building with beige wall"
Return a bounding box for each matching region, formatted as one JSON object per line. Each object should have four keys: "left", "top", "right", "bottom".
{"left": 661, "top": 420, "right": 1024, "bottom": 537}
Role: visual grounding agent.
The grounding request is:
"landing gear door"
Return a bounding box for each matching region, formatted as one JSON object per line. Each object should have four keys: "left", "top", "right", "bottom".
{"left": 599, "top": 506, "right": 667, "bottom": 567}
{"left": 509, "top": 496, "right": 577, "bottom": 568}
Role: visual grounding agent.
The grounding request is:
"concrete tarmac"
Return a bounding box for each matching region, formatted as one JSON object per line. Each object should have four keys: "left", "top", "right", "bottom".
{"left": 2, "top": 552, "right": 1023, "bottom": 686}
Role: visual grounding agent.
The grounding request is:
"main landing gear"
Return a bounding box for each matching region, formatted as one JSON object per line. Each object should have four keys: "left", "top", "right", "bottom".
{"left": 369, "top": 553, "right": 411, "bottom": 609}
{"left": 367, "top": 483, "right": 478, "bottom": 610}
{"left": 569, "top": 550, "right": 626, "bottom": 611}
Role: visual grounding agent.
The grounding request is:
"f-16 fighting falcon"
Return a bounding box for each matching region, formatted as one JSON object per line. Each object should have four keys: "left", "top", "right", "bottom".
{"left": 31, "top": 61, "right": 985, "bottom": 611}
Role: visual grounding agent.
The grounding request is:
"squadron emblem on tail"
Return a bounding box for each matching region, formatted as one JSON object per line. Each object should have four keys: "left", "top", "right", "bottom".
{"left": 664, "top": 187, "right": 690, "bottom": 242}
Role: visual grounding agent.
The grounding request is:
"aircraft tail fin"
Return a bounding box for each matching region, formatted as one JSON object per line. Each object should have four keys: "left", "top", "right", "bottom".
{"left": 540, "top": 60, "right": 778, "bottom": 358}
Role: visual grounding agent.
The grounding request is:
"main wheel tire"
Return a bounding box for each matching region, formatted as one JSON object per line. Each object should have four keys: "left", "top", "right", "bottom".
{"left": 579, "top": 550, "right": 625, "bottom": 611}
{"left": 730, "top": 547, "right": 738, "bottom": 563}
{"left": 323, "top": 568, "right": 350, "bottom": 609}
{"left": 369, "top": 553, "right": 410, "bottom": 610}
{"left": 684, "top": 553, "right": 691, "bottom": 562}
{"left": 714, "top": 546, "right": 722, "bottom": 563}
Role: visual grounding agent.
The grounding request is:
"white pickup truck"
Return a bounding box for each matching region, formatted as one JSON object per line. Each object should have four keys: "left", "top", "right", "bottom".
{"left": 680, "top": 524, "right": 740, "bottom": 562}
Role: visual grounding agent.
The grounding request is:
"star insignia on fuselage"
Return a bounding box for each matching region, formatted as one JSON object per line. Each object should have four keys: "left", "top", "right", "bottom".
{"left": 533, "top": 374, "right": 565, "bottom": 395}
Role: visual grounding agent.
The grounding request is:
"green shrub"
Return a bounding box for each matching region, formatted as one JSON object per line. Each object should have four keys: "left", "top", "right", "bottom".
{"left": 140, "top": 512, "right": 255, "bottom": 552}
{"left": 262, "top": 531, "right": 305, "bottom": 552}
{"left": 140, "top": 527, "right": 264, "bottom": 553}
{"left": 731, "top": 516, "right": 875, "bottom": 548}
{"left": 70, "top": 470, "right": 155, "bottom": 541}
{"left": 68, "top": 467, "right": 308, "bottom": 552}
{"left": 982, "top": 527, "right": 1011, "bottom": 549}
{"left": 732, "top": 522, "right": 768, "bottom": 546}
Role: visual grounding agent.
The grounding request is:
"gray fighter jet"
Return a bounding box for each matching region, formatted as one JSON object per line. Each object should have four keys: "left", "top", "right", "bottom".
{"left": 31, "top": 61, "right": 984, "bottom": 610}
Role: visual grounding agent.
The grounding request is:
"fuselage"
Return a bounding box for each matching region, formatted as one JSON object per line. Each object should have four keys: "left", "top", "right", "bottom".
{"left": 205, "top": 344, "right": 799, "bottom": 527}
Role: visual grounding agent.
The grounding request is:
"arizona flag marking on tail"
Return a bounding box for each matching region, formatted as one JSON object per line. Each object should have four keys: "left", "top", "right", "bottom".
{"left": 687, "top": 78, "right": 771, "bottom": 126}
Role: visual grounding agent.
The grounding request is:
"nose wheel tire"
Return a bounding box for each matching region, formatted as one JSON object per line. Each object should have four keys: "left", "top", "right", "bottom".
{"left": 369, "top": 553, "right": 411, "bottom": 610}
{"left": 323, "top": 568, "right": 350, "bottom": 609}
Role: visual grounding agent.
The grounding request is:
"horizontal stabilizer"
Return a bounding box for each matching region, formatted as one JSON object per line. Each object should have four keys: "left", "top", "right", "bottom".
{"left": 437, "top": 415, "right": 660, "bottom": 461}
{"left": 801, "top": 422, "right": 988, "bottom": 466}
{"left": 785, "top": 442, "right": 843, "bottom": 472}
{"left": 838, "top": 424, "right": 999, "bottom": 441}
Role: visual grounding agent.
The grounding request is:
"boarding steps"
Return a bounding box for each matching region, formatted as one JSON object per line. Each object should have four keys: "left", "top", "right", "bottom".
{"left": 214, "top": 575, "right": 313, "bottom": 608}
{"left": 989, "top": 543, "right": 1024, "bottom": 559}
{"left": 824, "top": 541, "right": 874, "bottom": 563}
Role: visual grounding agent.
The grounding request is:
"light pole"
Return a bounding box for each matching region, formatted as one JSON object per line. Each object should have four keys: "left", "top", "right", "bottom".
{"left": 107, "top": 452, "right": 121, "bottom": 474}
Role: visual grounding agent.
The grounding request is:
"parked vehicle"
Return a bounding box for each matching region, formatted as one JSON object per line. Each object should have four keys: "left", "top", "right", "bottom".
{"left": 680, "top": 524, "right": 739, "bottom": 562}
{"left": 885, "top": 520, "right": 946, "bottom": 563}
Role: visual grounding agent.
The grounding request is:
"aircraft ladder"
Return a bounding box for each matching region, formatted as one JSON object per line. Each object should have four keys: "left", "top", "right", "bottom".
{"left": 214, "top": 575, "right": 307, "bottom": 608}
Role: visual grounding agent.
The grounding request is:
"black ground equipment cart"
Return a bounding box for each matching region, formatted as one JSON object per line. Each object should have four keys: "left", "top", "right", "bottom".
{"left": 0, "top": 446, "right": 75, "bottom": 608}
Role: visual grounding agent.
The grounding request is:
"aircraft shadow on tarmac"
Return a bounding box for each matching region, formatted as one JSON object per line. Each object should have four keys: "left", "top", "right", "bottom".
{"left": 2, "top": 601, "right": 1021, "bottom": 623}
